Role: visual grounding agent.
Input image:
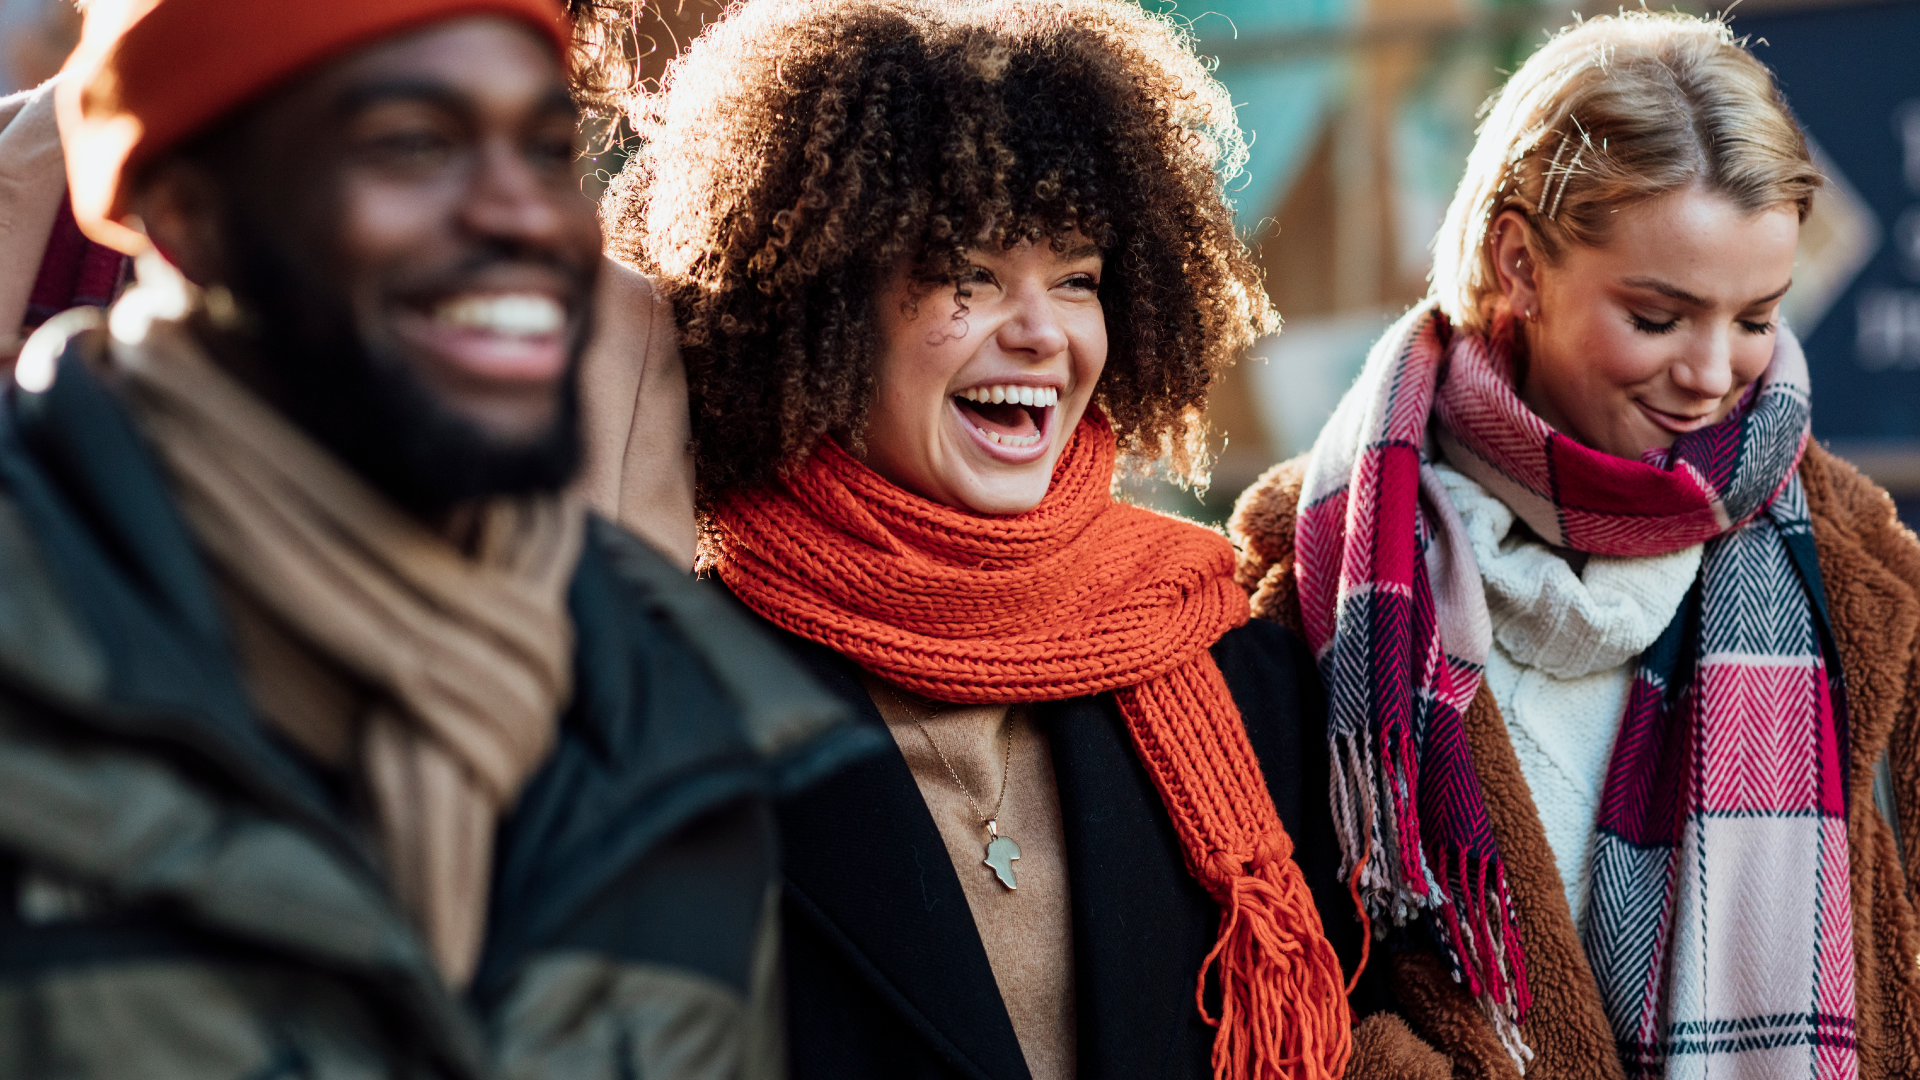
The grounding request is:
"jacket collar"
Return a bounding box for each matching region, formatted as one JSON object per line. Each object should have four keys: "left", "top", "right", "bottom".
{"left": 0, "top": 341, "right": 869, "bottom": 1035}
{"left": 0, "top": 344, "right": 501, "bottom": 1075}
{"left": 473, "top": 523, "right": 867, "bottom": 1006}
{"left": 773, "top": 629, "right": 1227, "bottom": 1080}
{"left": 777, "top": 635, "right": 1032, "bottom": 1080}
{"left": 2, "top": 341, "right": 346, "bottom": 831}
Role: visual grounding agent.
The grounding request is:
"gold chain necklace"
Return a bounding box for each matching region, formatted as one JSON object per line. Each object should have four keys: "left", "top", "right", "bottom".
{"left": 884, "top": 685, "right": 1022, "bottom": 890}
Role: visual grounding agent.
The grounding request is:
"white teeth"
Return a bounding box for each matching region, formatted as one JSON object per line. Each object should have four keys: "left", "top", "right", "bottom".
{"left": 982, "top": 429, "right": 1042, "bottom": 448}
{"left": 955, "top": 385, "right": 1051, "bottom": 449}
{"left": 957, "top": 384, "right": 1060, "bottom": 407}
{"left": 433, "top": 293, "right": 565, "bottom": 337}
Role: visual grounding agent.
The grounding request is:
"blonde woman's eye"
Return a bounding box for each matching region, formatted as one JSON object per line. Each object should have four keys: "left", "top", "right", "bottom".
{"left": 1630, "top": 313, "right": 1679, "bottom": 335}
{"left": 1739, "top": 319, "right": 1776, "bottom": 335}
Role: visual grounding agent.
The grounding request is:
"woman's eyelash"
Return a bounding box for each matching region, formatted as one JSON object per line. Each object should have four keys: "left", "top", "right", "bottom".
{"left": 1628, "top": 312, "right": 1775, "bottom": 335}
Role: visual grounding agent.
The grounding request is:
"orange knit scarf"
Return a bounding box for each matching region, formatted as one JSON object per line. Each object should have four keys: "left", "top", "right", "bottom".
{"left": 713, "top": 414, "right": 1352, "bottom": 1080}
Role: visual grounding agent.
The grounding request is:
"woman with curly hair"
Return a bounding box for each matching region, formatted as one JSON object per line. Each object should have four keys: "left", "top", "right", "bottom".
{"left": 1234, "top": 12, "right": 1920, "bottom": 1078}
{"left": 603, "top": 2, "right": 1391, "bottom": 1078}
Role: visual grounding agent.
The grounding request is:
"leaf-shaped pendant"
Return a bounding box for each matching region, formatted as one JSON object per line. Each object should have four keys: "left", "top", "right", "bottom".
{"left": 984, "top": 831, "right": 1021, "bottom": 890}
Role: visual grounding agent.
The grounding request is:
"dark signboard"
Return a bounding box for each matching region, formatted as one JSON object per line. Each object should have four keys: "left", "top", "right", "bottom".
{"left": 1739, "top": 1, "right": 1920, "bottom": 458}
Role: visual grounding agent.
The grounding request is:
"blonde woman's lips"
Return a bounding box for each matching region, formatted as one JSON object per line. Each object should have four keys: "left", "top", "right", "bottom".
{"left": 1634, "top": 399, "right": 1717, "bottom": 434}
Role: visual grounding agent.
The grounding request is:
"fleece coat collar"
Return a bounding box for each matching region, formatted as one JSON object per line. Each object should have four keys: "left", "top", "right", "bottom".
{"left": 1231, "top": 440, "right": 1920, "bottom": 1080}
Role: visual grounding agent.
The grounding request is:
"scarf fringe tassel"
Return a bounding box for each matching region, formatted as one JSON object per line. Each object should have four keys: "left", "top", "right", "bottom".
{"left": 1198, "top": 858, "right": 1352, "bottom": 1080}
{"left": 1330, "top": 726, "right": 1535, "bottom": 1073}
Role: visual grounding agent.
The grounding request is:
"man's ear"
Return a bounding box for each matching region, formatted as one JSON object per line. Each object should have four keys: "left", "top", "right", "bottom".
{"left": 126, "top": 159, "right": 231, "bottom": 288}
{"left": 1488, "top": 209, "right": 1543, "bottom": 323}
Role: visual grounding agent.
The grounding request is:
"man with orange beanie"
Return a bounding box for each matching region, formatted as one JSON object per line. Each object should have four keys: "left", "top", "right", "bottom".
{"left": 0, "top": 0, "right": 700, "bottom": 567}
{"left": 0, "top": 2, "right": 870, "bottom": 1077}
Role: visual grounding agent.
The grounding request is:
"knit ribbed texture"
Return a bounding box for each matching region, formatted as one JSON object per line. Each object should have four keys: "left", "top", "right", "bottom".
{"left": 714, "top": 415, "right": 1352, "bottom": 1080}
{"left": 1433, "top": 463, "right": 1700, "bottom": 925}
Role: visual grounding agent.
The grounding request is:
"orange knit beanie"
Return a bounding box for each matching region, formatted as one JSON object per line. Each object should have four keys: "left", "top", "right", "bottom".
{"left": 55, "top": 0, "right": 570, "bottom": 254}
{"left": 714, "top": 414, "right": 1355, "bottom": 1080}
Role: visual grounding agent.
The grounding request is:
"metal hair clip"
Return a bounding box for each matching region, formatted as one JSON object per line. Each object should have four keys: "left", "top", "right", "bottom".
{"left": 1541, "top": 131, "right": 1572, "bottom": 219}
{"left": 1542, "top": 123, "right": 1593, "bottom": 223}
{"left": 1546, "top": 144, "right": 1584, "bottom": 221}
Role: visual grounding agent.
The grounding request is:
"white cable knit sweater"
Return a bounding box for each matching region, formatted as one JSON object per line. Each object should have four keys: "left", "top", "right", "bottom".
{"left": 1431, "top": 464, "right": 1702, "bottom": 925}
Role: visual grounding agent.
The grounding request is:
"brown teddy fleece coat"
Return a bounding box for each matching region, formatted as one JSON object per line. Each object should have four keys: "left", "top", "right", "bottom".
{"left": 1230, "top": 441, "right": 1920, "bottom": 1080}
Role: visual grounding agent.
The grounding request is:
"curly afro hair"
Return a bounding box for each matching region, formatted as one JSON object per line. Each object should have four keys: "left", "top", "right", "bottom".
{"left": 603, "top": 0, "right": 1275, "bottom": 504}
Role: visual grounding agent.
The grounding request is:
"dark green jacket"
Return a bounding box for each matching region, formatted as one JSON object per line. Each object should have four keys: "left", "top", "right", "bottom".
{"left": 0, "top": 338, "right": 880, "bottom": 1080}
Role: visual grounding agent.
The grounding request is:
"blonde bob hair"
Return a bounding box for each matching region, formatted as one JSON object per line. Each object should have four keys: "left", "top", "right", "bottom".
{"left": 1431, "top": 11, "right": 1822, "bottom": 333}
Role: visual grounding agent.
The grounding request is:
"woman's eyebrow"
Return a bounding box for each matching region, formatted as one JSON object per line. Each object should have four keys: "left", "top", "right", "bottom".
{"left": 1619, "top": 277, "right": 1708, "bottom": 306}
{"left": 1617, "top": 276, "right": 1792, "bottom": 308}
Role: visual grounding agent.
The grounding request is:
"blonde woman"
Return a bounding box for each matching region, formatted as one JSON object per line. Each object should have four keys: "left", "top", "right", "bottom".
{"left": 1233, "top": 13, "right": 1920, "bottom": 1079}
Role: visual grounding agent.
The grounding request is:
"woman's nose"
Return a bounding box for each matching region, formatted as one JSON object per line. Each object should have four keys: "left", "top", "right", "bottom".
{"left": 1670, "top": 331, "right": 1736, "bottom": 400}
{"left": 995, "top": 289, "right": 1070, "bottom": 359}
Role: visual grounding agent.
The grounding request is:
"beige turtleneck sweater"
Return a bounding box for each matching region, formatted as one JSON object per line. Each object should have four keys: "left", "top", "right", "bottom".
{"left": 864, "top": 678, "right": 1076, "bottom": 1080}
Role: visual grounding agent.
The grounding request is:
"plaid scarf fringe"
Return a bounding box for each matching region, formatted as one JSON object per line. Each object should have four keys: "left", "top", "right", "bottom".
{"left": 1301, "top": 309, "right": 1536, "bottom": 1064}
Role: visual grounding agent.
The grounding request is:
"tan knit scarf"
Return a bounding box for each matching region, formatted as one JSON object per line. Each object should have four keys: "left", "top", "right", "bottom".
{"left": 114, "top": 315, "right": 584, "bottom": 988}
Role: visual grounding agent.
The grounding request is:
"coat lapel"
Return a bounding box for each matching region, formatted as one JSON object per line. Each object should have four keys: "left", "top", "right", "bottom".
{"left": 1465, "top": 685, "right": 1624, "bottom": 1080}
{"left": 1047, "top": 693, "right": 1219, "bottom": 1080}
{"left": 775, "top": 639, "right": 1032, "bottom": 1080}
{"left": 1800, "top": 444, "right": 1920, "bottom": 1079}
{"left": 773, "top": 624, "right": 1326, "bottom": 1080}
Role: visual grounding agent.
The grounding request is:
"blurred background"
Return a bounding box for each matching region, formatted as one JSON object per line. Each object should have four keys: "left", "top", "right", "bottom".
{"left": 10, "top": 0, "right": 1919, "bottom": 526}
{"left": 0, "top": 0, "right": 75, "bottom": 99}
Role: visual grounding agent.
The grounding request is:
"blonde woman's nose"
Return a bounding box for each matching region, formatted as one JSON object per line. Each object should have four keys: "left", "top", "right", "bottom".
{"left": 1669, "top": 331, "right": 1736, "bottom": 401}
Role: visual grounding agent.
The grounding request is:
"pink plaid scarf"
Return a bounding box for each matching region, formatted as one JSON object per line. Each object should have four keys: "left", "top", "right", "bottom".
{"left": 1295, "top": 307, "right": 1855, "bottom": 1077}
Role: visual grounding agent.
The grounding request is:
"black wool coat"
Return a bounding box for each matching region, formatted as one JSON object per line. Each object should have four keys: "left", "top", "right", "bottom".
{"left": 758, "top": 614, "right": 1392, "bottom": 1080}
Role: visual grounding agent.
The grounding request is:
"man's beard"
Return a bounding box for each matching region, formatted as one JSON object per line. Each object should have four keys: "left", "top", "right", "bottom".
{"left": 220, "top": 214, "right": 584, "bottom": 518}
